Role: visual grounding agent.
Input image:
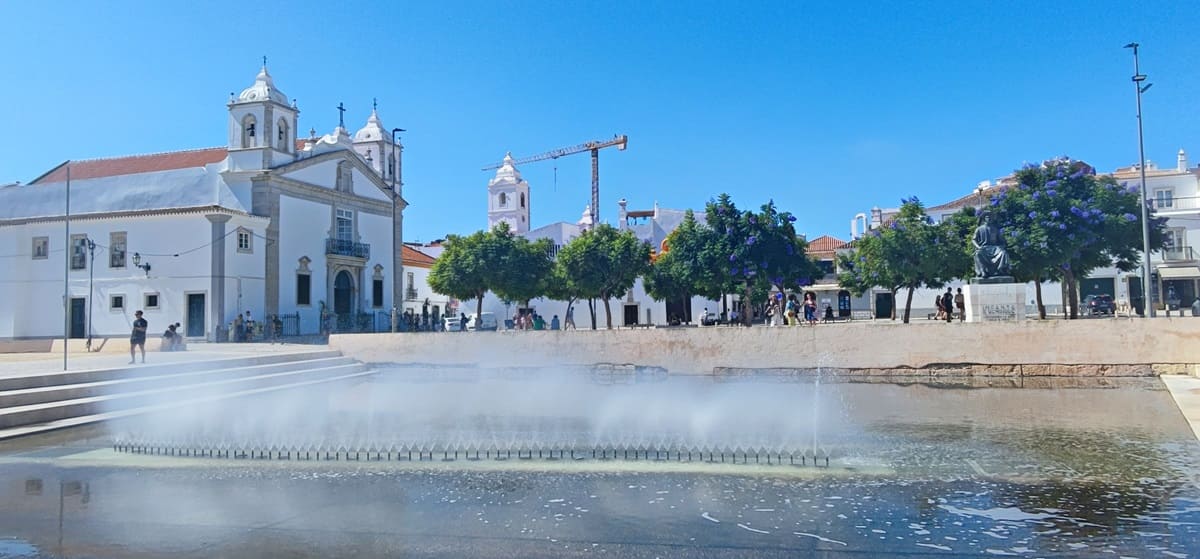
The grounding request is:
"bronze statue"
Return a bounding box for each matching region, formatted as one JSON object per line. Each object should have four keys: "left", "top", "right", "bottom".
{"left": 973, "top": 212, "right": 1012, "bottom": 279}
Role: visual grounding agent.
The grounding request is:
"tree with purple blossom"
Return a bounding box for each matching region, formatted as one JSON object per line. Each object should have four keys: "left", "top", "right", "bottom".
{"left": 992, "top": 157, "right": 1167, "bottom": 318}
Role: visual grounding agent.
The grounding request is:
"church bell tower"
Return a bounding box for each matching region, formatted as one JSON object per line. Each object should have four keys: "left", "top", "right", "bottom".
{"left": 487, "top": 153, "right": 530, "bottom": 234}
{"left": 227, "top": 59, "right": 299, "bottom": 171}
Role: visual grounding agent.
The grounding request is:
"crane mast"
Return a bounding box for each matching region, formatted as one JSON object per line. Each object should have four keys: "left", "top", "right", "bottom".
{"left": 482, "top": 134, "right": 628, "bottom": 226}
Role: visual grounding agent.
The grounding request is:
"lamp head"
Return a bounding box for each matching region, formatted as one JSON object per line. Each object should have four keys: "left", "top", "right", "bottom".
{"left": 132, "top": 252, "right": 141, "bottom": 266}
{"left": 1124, "top": 42, "right": 1139, "bottom": 49}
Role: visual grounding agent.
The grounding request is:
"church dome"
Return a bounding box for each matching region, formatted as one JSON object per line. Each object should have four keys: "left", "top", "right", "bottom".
{"left": 353, "top": 108, "right": 388, "bottom": 142}
{"left": 237, "top": 65, "right": 289, "bottom": 105}
{"left": 489, "top": 152, "right": 523, "bottom": 185}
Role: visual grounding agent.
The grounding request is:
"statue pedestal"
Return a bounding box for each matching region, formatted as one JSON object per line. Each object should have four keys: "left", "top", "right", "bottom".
{"left": 963, "top": 282, "right": 1025, "bottom": 323}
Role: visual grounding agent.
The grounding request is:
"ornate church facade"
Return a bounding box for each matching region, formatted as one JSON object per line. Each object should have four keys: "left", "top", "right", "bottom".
{"left": 0, "top": 65, "right": 407, "bottom": 340}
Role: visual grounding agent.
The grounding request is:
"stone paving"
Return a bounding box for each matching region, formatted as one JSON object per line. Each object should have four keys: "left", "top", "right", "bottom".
{"left": 1163, "top": 374, "right": 1200, "bottom": 442}
{"left": 0, "top": 343, "right": 324, "bottom": 378}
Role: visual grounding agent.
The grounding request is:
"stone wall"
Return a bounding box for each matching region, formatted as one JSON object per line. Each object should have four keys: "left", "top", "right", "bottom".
{"left": 330, "top": 318, "right": 1200, "bottom": 376}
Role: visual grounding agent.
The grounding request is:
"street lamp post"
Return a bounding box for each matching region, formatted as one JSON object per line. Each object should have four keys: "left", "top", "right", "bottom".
{"left": 85, "top": 239, "right": 95, "bottom": 352}
{"left": 1124, "top": 42, "right": 1155, "bottom": 318}
{"left": 391, "top": 127, "right": 406, "bottom": 333}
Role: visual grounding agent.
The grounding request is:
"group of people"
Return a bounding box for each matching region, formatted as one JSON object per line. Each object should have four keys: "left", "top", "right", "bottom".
{"left": 934, "top": 287, "right": 966, "bottom": 322}
{"left": 512, "top": 309, "right": 563, "bottom": 331}
{"left": 160, "top": 322, "right": 187, "bottom": 351}
{"left": 127, "top": 310, "right": 185, "bottom": 365}
{"left": 766, "top": 292, "right": 825, "bottom": 326}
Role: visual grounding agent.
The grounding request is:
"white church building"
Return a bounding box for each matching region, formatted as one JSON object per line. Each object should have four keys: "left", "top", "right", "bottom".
{"left": 472, "top": 154, "right": 719, "bottom": 327}
{"left": 0, "top": 64, "right": 407, "bottom": 341}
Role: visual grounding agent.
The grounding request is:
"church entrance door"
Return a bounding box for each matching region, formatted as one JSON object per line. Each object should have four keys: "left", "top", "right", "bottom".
{"left": 334, "top": 270, "right": 354, "bottom": 318}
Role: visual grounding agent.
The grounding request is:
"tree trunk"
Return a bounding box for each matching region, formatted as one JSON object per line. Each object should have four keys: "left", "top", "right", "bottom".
{"left": 476, "top": 293, "right": 484, "bottom": 318}
{"left": 1070, "top": 271, "right": 1080, "bottom": 319}
{"left": 902, "top": 286, "right": 914, "bottom": 324}
{"left": 1034, "top": 275, "right": 1045, "bottom": 319}
{"left": 890, "top": 288, "right": 898, "bottom": 320}
{"left": 588, "top": 298, "right": 597, "bottom": 330}
{"left": 602, "top": 294, "right": 613, "bottom": 329}
{"left": 743, "top": 284, "right": 754, "bottom": 326}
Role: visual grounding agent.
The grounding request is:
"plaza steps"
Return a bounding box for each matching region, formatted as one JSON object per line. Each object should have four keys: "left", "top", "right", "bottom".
{"left": 0, "top": 350, "right": 374, "bottom": 440}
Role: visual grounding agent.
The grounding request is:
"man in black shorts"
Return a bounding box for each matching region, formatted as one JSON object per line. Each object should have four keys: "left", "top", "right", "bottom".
{"left": 130, "top": 310, "right": 148, "bottom": 364}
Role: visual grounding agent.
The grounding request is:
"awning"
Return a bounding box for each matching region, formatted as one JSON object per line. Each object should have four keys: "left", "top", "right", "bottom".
{"left": 1158, "top": 266, "right": 1200, "bottom": 279}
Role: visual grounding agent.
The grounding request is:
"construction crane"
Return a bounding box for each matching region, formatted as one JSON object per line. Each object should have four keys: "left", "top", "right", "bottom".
{"left": 482, "top": 135, "right": 628, "bottom": 226}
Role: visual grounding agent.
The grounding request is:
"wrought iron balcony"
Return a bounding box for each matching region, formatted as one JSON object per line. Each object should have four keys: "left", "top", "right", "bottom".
{"left": 1163, "top": 246, "right": 1197, "bottom": 262}
{"left": 1152, "top": 196, "right": 1200, "bottom": 211}
{"left": 405, "top": 287, "right": 419, "bottom": 301}
{"left": 325, "top": 238, "right": 370, "bottom": 259}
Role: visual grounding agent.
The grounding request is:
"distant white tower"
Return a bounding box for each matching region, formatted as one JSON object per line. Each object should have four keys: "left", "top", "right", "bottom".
{"left": 487, "top": 153, "right": 530, "bottom": 233}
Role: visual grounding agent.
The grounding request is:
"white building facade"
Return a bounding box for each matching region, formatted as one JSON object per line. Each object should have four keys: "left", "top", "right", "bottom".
{"left": 467, "top": 159, "right": 719, "bottom": 327}
{"left": 0, "top": 65, "right": 407, "bottom": 340}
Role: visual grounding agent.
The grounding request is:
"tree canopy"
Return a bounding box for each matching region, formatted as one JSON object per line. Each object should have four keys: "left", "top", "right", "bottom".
{"left": 990, "top": 157, "right": 1167, "bottom": 318}
{"left": 427, "top": 222, "right": 553, "bottom": 316}
{"left": 556, "top": 224, "right": 651, "bottom": 329}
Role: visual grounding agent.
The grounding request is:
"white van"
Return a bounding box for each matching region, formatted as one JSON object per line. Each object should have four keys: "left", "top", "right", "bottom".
{"left": 468, "top": 312, "right": 498, "bottom": 331}
{"left": 443, "top": 315, "right": 466, "bottom": 332}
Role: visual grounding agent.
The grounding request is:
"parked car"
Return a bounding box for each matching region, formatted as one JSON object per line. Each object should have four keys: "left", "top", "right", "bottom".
{"left": 468, "top": 312, "right": 498, "bottom": 331}
{"left": 439, "top": 314, "right": 460, "bottom": 331}
{"left": 1084, "top": 294, "right": 1115, "bottom": 316}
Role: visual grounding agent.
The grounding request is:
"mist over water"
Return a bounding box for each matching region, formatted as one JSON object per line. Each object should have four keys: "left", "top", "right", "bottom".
{"left": 109, "top": 367, "right": 845, "bottom": 457}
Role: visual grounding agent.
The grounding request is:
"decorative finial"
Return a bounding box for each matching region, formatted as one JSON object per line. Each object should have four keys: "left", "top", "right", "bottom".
{"left": 309, "top": 127, "right": 316, "bottom": 140}
{"left": 373, "top": 97, "right": 378, "bottom": 112}
{"left": 337, "top": 102, "right": 346, "bottom": 128}
{"left": 262, "top": 55, "right": 268, "bottom": 68}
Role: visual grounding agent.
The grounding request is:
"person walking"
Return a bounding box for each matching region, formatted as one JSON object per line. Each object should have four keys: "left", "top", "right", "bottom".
{"left": 129, "top": 310, "right": 148, "bottom": 364}
{"left": 942, "top": 288, "right": 955, "bottom": 323}
{"left": 954, "top": 288, "right": 966, "bottom": 322}
{"left": 565, "top": 306, "right": 576, "bottom": 330}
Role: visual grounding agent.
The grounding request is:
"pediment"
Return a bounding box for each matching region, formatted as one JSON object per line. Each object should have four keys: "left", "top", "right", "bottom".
{"left": 270, "top": 150, "right": 406, "bottom": 206}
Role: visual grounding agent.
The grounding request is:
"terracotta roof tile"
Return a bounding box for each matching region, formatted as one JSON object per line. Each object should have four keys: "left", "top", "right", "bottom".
{"left": 402, "top": 245, "right": 436, "bottom": 267}
{"left": 807, "top": 235, "right": 848, "bottom": 254}
{"left": 31, "top": 147, "right": 228, "bottom": 184}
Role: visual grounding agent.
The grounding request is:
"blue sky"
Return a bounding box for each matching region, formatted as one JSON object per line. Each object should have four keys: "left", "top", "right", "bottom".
{"left": 2, "top": 1, "right": 1196, "bottom": 242}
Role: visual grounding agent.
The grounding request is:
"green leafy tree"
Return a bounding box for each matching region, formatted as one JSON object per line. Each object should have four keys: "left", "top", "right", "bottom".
{"left": 490, "top": 232, "right": 554, "bottom": 309}
{"left": 837, "top": 198, "right": 957, "bottom": 323}
{"left": 428, "top": 228, "right": 493, "bottom": 317}
{"left": 643, "top": 210, "right": 724, "bottom": 306}
{"left": 543, "top": 257, "right": 585, "bottom": 320}
{"left": 557, "top": 224, "right": 651, "bottom": 329}
{"left": 992, "top": 157, "right": 1167, "bottom": 318}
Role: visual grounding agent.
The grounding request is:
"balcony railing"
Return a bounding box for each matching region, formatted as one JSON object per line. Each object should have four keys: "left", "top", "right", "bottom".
{"left": 405, "top": 287, "right": 419, "bottom": 301}
{"left": 1163, "top": 246, "right": 1197, "bottom": 262}
{"left": 1151, "top": 196, "right": 1200, "bottom": 211}
{"left": 325, "top": 238, "right": 370, "bottom": 259}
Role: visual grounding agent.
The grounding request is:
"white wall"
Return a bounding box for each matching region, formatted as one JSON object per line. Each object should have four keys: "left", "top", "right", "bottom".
{"left": 0, "top": 212, "right": 265, "bottom": 339}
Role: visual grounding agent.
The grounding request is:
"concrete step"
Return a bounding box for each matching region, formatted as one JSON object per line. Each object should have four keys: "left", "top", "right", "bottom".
{"left": 0, "top": 361, "right": 370, "bottom": 430}
{"left": 0, "top": 356, "right": 355, "bottom": 409}
{"left": 0, "top": 350, "right": 342, "bottom": 392}
{"left": 0, "top": 368, "right": 378, "bottom": 441}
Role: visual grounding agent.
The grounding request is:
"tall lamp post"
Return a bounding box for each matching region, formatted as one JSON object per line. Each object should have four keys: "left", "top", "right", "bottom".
{"left": 1124, "top": 42, "right": 1155, "bottom": 317}
{"left": 391, "top": 127, "right": 406, "bottom": 332}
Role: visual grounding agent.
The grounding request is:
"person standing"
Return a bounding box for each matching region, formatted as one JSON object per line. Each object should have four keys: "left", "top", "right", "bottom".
{"left": 129, "top": 310, "right": 148, "bottom": 364}
{"left": 942, "top": 288, "right": 954, "bottom": 323}
{"left": 954, "top": 288, "right": 966, "bottom": 322}
{"left": 459, "top": 312, "right": 468, "bottom": 332}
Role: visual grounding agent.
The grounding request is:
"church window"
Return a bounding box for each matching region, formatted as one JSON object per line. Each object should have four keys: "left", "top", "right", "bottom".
{"left": 372, "top": 279, "right": 384, "bottom": 308}
{"left": 110, "top": 294, "right": 125, "bottom": 311}
{"left": 499, "top": 192, "right": 507, "bottom": 207}
{"left": 388, "top": 159, "right": 395, "bottom": 179}
{"left": 335, "top": 161, "right": 353, "bottom": 192}
{"left": 520, "top": 193, "right": 526, "bottom": 208}
{"left": 277, "top": 118, "right": 289, "bottom": 152}
{"left": 237, "top": 229, "right": 252, "bottom": 253}
{"left": 372, "top": 264, "right": 384, "bottom": 308}
{"left": 336, "top": 209, "right": 353, "bottom": 241}
{"left": 70, "top": 234, "right": 88, "bottom": 270}
{"left": 241, "top": 115, "right": 257, "bottom": 148}
{"left": 296, "top": 257, "right": 312, "bottom": 306}
{"left": 32, "top": 237, "right": 48, "bottom": 260}
{"left": 144, "top": 293, "right": 159, "bottom": 309}
{"left": 109, "top": 232, "right": 127, "bottom": 268}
